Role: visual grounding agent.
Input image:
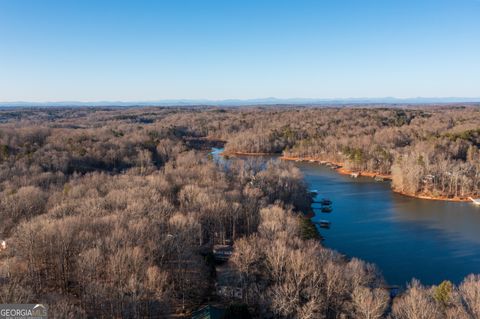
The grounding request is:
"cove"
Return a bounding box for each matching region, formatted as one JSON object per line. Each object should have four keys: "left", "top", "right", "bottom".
{"left": 212, "top": 148, "right": 480, "bottom": 286}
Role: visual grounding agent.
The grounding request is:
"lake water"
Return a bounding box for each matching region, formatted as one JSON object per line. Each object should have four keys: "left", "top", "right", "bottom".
{"left": 212, "top": 148, "right": 480, "bottom": 286}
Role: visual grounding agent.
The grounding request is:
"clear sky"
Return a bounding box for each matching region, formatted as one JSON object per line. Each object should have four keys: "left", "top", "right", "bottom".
{"left": 1, "top": 0, "right": 479, "bottom": 102}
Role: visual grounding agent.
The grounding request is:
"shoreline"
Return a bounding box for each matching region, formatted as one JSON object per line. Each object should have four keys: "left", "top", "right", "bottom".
{"left": 217, "top": 152, "right": 476, "bottom": 203}
{"left": 281, "top": 155, "right": 393, "bottom": 180}
{"left": 391, "top": 189, "right": 471, "bottom": 202}
{"left": 220, "top": 150, "right": 277, "bottom": 156}
{"left": 280, "top": 155, "right": 474, "bottom": 203}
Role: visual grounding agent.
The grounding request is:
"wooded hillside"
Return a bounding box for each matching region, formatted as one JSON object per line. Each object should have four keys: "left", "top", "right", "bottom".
{"left": 0, "top": 106, "right": 479, "bottom": 318}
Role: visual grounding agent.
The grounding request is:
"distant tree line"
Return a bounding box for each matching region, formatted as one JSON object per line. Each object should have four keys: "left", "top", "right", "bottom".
{"left": 221, "top": 107, "right": 480, "bottom": 199}
{"left": 0, "top": 106, "right": 479, "bottom": 318}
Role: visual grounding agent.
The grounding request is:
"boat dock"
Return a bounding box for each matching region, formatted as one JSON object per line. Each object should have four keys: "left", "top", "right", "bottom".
{"left": 311, "top": 193, "right": 333, "bottom": 214}
{"left": 314, "top": 220, "right": 331, "bottom": 228}
{"left": 310, "top": 191, "right": 333, "bottom": 227}
{"left": 321, "top": 206, "right": 332, "bottom": 213}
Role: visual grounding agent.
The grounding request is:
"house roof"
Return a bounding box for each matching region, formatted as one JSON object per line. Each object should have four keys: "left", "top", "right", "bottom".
{"left": 191, "top": 305, "right": 225, "bottom": 319}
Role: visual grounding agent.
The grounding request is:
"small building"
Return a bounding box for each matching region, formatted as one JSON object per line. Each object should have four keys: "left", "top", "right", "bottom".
{"left": 191, "top": 305, "right": 225, "bottom": 319}
{"left": 215, "top": 263, "right": 243, "bottom": 300}
{"left": 216, "top": 285, "right": 243, "bottom": 300}
{"left": 213, "top": 245, "right": 233, "bottom": 262}
{"left": 0, "top": 240, "right": 6, "bottom": 251}
{"left": 423, "top": 174, "right": 435, "bottom": 184}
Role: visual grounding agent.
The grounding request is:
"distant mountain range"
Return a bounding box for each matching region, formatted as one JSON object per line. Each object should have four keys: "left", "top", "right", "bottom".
{"left": 0, "top": 97, "right": 479, "bottom": 107}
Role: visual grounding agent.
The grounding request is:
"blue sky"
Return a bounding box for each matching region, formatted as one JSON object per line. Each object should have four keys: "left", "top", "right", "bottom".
{"left": 1, "top": 0, "right": 479, "bottom": 101}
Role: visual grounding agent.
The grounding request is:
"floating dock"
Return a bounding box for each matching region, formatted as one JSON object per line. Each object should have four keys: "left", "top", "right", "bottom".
{"left": 315, "top": 220, "right": 331, "bottom": 228}
{"left": 321, "top": 206, "right": 332, "bottom": 213}
{"left": 320, "top": 198, "right": 332, "bottom": 206}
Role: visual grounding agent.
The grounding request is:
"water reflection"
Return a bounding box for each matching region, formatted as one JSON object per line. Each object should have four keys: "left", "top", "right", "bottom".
{"left": 390, "top": 195, "right": 480, "bottom": 245}
{"left": 297, "top": 162, "right": 480, "bottom": 285}
{"left": 211, "top": 149, "right": 480, "bottom": 285}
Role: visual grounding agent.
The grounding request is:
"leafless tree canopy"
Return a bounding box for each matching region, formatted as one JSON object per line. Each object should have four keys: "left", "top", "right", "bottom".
{"left": 0, "top": 105, "right": 479, "bottom": 318}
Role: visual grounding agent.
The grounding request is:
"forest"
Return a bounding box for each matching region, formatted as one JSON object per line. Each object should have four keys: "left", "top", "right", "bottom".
{"left": 0, "top": 105, "right": 479, "bottom": 318}
{"left": 222, "top": 107, "right": 480, "bottom": 200}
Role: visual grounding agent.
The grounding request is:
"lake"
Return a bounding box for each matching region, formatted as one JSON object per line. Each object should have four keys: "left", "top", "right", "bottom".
{"left": 212, "top": 148, "right": 480, "bottom": 286}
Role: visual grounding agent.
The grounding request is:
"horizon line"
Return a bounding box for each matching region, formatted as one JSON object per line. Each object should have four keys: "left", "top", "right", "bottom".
{"left": 1, "top": 96, "right": 480, "bottom": 106}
